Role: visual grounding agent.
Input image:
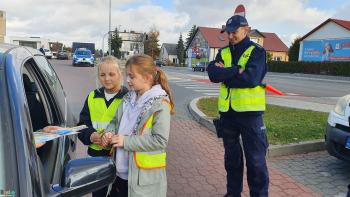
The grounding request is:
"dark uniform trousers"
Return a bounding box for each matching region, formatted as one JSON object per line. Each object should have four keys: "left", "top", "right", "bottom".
{"left": 222, "top": 114, "right": 269, "bottom": 197}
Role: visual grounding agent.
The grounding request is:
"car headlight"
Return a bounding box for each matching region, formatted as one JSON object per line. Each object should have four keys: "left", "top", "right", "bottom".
{"left": 334, "top": 95, "right": 350, "bottom": 116}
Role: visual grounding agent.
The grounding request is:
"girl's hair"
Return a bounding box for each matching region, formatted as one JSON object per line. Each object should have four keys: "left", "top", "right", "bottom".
{"left": 126, "top": 54, "right": 174, "bottom": 114}
{"left": 96, "top": 56, "right": 123, "bottom": 89}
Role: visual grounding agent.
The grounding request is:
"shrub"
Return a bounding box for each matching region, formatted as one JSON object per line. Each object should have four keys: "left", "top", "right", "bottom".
{"left": 268, "top": 61, "right": 350, "bottom": 76}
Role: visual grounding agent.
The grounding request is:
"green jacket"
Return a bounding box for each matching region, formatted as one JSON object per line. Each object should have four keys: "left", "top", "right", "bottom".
{"left": 107, "top": 97, "right": 171, "bottom": 197}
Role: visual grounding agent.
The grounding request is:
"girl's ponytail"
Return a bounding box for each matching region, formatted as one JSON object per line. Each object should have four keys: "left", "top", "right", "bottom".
{"left": 155, "top": 69, "right": 174, "bottom": 114}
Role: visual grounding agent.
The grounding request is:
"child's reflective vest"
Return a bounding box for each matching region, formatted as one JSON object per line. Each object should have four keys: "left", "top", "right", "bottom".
{"left": 134, "top": 101, "right": 171, "bottom": 169}
{"left": 218, "top": 45, "right": 266, "bottom": 112}
{"left": 88, "top": 91, "right": 122, "bottom": 151}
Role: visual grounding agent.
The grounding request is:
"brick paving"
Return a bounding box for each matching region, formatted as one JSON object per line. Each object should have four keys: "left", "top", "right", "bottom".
{"left": 166, "top": 119, "right": 322, "bottom": 197}
{"left": 76, "top": 118, "right": 328, "bottom": 197}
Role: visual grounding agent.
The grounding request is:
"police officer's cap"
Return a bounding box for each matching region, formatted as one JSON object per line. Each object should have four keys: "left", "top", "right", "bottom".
{"left": 220, "top": 15, "right": 248, "bottom": 33}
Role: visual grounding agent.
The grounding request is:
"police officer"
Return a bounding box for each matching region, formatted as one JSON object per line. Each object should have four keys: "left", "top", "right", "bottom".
{"left": 207, "top": 14, "right": 269, "bottom": 197}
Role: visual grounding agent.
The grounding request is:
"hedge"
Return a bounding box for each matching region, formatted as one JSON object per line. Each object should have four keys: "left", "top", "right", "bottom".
{"left": 268, "top": 61, "right": 350, "bottom": 77}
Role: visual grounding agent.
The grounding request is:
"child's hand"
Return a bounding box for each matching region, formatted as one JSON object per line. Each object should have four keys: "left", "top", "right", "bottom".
{"left": 111, "top": 134, "right": 124, "bottom": 148}
{"left": 43, "top": 126, "right": 63, "bottom": 133}
{"left": 101, "top": 132, "right": 113, "bottom": 147}
{"left": 90, "top": 132, "right": 102, "bottom": 146}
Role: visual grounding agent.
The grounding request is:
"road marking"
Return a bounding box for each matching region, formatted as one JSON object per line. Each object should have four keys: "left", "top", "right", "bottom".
{"left": 194, "top": 89, "right": 219, "bottom": 92}
{"left": 204, "top": 93, "right": 219, "bottom": 96}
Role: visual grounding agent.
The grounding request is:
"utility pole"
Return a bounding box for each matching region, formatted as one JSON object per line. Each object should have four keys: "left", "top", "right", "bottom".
{"left": 108, "top": 0, "right": 112, "bottom": 56}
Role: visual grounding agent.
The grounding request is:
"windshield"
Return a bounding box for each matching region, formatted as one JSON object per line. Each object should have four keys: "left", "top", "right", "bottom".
{"left": 75, "top": 50, "right": 91, "bottom": 56}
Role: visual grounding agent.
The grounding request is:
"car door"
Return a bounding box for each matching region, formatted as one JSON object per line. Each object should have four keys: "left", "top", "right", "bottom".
{"left": 22, "top": 56, "right": 76, "bottom": 186}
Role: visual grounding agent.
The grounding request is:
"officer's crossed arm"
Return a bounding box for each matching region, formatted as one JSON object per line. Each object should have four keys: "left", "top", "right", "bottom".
{"left": 207, "top": 52, "right": 239, "bottom": 83}
{"left": 224, "top": 48, "right": 267, "bottom": 88}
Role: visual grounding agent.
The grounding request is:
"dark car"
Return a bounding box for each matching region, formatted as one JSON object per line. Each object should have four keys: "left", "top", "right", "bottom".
{"left": 192, "top": 62, "right": 207, "bottom": 72}
{"left": 155, "top": 60, "right": 165, "bottom": 67}
{"left": 57, "top": 51, "right": 69, "bottom": 60}
{"left": 0, "top": 43, "right": 116, "bottom": 197}
{"left": 325, "top": 94, "right": 350, "bottom": 162}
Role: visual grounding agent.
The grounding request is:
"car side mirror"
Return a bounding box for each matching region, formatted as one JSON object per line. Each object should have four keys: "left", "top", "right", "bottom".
{"left": 52, "top": 157, "right": 116, "bottom": 196}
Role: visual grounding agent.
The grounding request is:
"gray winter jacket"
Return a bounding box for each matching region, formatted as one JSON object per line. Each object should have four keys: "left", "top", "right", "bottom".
{"left": 106, "top": 95, "right": 171, "bottom": 197}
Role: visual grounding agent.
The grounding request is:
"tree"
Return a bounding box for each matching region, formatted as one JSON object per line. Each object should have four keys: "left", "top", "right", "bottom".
{"left": 110, "top": 27, "right": 123, "bottom": 58}
{"left": 144, "top": 26, "right": 160, "bottom": 59}
{"left": 288, "top": 37, "right": 301, "bottom": 61}
{"left": 177, "top": 33, "right": 185, "bottom": 66}
{"left": 185, "top": 25, "right": 197, "bottom": 49}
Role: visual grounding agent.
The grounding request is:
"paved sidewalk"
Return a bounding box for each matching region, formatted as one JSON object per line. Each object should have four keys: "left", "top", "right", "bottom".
{"left": 167, "top": 119, "right": 321, "bottom": 197}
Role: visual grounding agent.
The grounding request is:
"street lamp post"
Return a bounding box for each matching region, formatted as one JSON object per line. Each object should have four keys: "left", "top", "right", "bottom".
{"left": 102, "top": 31, "right": 113, "bottom": 57}
{"left": 108, "top": 0, "right": 112, "bottom": 56}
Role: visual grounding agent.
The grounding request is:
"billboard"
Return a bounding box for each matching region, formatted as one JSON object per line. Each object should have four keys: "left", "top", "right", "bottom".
{"left": 301, "top": 39, "right": 350, "bottom": 61}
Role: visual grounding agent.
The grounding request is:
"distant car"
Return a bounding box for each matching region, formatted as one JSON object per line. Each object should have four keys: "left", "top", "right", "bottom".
{"left": 155, "top": 60, "right": 165, "bottom": 67}
{"left": 57, "top": 50, "right": 69, "bottom": 60}
{"left": 43, "top": 48, "right": 53, "bottom": 59}
{"left": 325, "top": 94, "right": 350, "bottom": 162}
{"left": 0, "top": 43, "right": 116, "bottom": 196}
{"left": 72, "top": 48, "right": 94, "bottom": 66}
{"left": 192, "top": 62, "right": 207, "bottom": 72}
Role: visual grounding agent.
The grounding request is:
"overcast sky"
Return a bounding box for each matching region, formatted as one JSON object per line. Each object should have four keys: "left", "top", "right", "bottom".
{"left": 1, "top": 0, "right": 350, "bottom": 49}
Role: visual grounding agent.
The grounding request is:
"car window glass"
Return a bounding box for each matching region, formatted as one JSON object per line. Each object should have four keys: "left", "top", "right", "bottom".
{"left": 75, "top": 50, "right": 91, "bottom": 56}
{"left": 22, "top": 66, "right": 51, "bottom": 131}
{"left": 34, "top": 56, "right": 66, "bottom": 123}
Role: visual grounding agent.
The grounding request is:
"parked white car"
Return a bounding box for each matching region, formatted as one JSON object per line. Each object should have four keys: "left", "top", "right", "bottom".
{"left": 325, "top": 94, "right": 350, "bottom": 162}
{"left": 43, "top": 49, "right": 53, "bottom": 59}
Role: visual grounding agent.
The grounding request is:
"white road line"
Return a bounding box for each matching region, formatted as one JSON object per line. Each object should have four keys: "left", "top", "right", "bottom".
{"left": 184, "top": 86, "right": 219, "bottom": 91}
{"left": 194, "top": 89, "right": 219, "bottom": 92}
{"left": 204, "top": 93, "right": 219, "bottom": 96}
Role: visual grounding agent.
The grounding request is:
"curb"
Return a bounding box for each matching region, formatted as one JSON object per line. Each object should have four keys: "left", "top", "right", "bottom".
{"left": 188, "top": 96, "right": 326, "bottom": 158}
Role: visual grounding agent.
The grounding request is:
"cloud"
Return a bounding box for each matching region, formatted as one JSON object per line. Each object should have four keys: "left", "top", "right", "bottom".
{"left": 0, "top": 0, "right": 344, "bottom": 49}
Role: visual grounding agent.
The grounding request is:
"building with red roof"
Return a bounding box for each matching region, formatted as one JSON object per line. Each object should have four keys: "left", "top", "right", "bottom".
{"left": 299, "top": 18, "right": 350, "bottom": 62}
{"left": 186, "top": 26, "right": 289, "bottom": 68}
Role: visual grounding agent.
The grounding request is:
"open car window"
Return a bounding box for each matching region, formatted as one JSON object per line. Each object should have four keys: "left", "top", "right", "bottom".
{"left": 22, "top": 58, "right": 60, "bottom": 183}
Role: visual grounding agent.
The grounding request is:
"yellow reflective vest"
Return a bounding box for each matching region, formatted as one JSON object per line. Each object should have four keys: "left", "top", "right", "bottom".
{"left": 218, "top": 45, "right": 266, "bottom": 112}
{"left": 88, "top": 91, "right": 123, "bottom": 151}
{"left": 134, "top": 100, "right": 171, "bottom": 169}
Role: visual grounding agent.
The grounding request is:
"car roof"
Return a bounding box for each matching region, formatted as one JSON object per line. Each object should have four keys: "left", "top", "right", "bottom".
{"left": 0, "top": 43, "right": 43, "bottom": 70}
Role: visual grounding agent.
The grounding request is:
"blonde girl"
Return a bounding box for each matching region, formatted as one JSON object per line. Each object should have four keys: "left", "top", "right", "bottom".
{"left": 77, "top": 56, "right": 128, "bottom": 197}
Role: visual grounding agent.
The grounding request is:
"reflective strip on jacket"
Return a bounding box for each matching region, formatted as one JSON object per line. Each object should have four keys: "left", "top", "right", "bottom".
{"left": 218, "top": 45, "right": 266, "bottom": 112}
{"left": 88, "top": 91, "right": 122, "bottom": 150}
{"left": 134, "top": 101, "right": 171, "bottom": 169}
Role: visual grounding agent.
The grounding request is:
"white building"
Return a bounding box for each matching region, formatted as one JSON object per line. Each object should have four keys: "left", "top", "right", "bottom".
{"left": 7, "top": 36, "right": 50, "bottom": 49}
{"left": 160, "top": 43, "right": 178, "bottom": 65}
{"left": 299, "top": 18, "right": 350, "bottom": 62}
{"left": 119, "top": 31, "right": 145, "bottom": 59}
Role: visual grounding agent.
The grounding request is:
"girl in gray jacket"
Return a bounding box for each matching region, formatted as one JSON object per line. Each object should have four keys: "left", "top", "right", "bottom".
{"left": 102, "top": 54, "right": 174, "bottom": 197}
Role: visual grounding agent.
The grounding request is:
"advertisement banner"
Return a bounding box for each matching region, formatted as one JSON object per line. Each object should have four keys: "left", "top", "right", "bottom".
{"left": 301, "top": 39, "right": 350, "bottom": 61}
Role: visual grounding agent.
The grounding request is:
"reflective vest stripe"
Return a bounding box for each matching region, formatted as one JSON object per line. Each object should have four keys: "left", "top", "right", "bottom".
{"left": 134, "top": 100, "right": 170, "bottom": 169}
{"left": 87, "top": 91, "right": 122, "bottom": 151}
{"left": 218, "top": 45, "right": 266, "bottom": 112}
{"left": 134, "top": 152, "right": 166, "bottom": 170}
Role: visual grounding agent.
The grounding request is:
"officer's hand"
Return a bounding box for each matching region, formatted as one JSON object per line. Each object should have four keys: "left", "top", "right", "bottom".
{"left": 90, "top": 132, "right": 102, "bottom": 145}
{"left": 215, "top": 62, "right": 224, "bottom": 68}
{"left": 239, "top": 68, "right": 244, "bottom": 74}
